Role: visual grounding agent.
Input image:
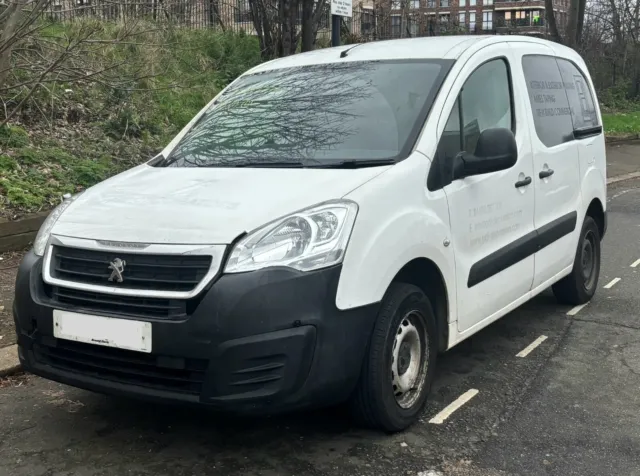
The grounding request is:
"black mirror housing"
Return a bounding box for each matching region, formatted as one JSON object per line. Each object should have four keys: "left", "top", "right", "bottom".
{"left": 452, "top": 128, "right": 518, "bottom": 180}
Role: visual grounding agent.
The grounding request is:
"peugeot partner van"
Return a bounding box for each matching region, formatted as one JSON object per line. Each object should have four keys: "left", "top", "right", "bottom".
{"left": 13, "top": 35, "right": 606, "bottom": 432}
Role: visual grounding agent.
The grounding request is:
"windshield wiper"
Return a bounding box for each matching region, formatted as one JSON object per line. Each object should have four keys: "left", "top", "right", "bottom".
{"left": 312, "top": 159, "right": 396, "bottom": 169}
{"left": 205, "top": 161, "right": 306, "bottom": 168}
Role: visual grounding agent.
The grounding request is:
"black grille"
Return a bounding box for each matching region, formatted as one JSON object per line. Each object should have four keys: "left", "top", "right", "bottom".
{"left": 51, "top": 245, "right": 213, "bottom": 292}
{"left": 50, "top": 286, "right": 187, "bottom": 319}
{"left": 35, "top": 340, "right": 208, "bottom": 396}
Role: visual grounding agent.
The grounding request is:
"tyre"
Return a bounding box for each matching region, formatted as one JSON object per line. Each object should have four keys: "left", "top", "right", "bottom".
{"left": 552, "top": 215, "right": 601, "bottom": 305}
{"left": 350, "top": 283, "right": 438, "bottom": 432}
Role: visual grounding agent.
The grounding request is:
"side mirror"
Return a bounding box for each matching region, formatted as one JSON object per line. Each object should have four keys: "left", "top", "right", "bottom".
{"left": 452, "top": 128, "right": 517, "bottom": 180}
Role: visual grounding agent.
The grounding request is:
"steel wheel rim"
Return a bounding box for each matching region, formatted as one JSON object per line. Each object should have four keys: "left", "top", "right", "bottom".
{"left": 581, "top": 230, "right": 597, "bottom": 290}
{"left": 391, "top": 310, "right": 429, "bottom": 409}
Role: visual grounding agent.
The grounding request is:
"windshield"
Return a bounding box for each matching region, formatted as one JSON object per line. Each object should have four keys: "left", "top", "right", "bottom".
{"left": 155, "top": 59, "right": 453, "bottom": 168}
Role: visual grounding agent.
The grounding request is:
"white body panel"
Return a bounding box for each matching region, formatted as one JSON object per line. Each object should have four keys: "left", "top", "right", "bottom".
{"left": 46, "top": 35, "right": 607, "bottom": 352}
{"left": 54, "top": 165, "right": 389, "bottom": 244}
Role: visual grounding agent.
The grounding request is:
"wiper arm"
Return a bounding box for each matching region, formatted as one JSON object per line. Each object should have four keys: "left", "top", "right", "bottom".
{"left": 312, "top": 159, "right": 396, "bottom": 169}
{"left": 204, "top": 161, "right": 306, "bottom": 168}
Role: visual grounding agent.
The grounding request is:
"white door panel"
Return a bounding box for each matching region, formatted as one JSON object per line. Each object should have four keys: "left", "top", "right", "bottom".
{"left": 435, "top": 45, "right": 536, "bottom": 333}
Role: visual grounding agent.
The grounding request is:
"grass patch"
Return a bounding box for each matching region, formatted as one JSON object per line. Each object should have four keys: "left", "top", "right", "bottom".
{"left": 602, "top": 110, "right": 640, "bottom": 137}
{"left": 0, "top": 126, "right": 30, "bottom": 148}
{"left": 0, "top": 136, "right": 139, "bottom": 214}
{"left": 0, "top": 22, "right": 262, "bottom": 218}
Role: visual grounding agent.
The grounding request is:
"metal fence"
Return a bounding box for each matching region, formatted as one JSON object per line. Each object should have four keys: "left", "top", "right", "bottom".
{"left": 45, "top": 0, "right": 549, "bottom": 42}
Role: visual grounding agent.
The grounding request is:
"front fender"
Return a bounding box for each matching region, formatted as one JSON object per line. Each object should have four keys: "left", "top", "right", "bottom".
{"left": 336, "top": 154, "right": 457, "bottom": 323}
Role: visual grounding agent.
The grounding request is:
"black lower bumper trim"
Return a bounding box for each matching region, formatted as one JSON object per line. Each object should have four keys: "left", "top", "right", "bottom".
{"left": 14, "top": 251, "right": 379, "bottom": 413}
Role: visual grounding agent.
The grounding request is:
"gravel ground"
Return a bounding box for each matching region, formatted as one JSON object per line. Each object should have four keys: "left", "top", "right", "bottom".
{"left": 0, "top": 251, "right": 22, "bottom": 349}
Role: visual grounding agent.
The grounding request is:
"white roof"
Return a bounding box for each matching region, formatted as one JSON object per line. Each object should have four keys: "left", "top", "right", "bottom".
{"left": 248, "top": 35, "right": 558, "bottom": 74}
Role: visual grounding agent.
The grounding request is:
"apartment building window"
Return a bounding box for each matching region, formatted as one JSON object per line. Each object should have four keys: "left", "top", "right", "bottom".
{"left": 460, "top": 0, "right": 466, "bottom": 6}
{"left": 469, "top": 0, "right": 476, "bottom": 6}
{"left": 410, "top": 0, "right": 420, "bottom": 8}
{"left": 484, "top": 0, "right": 493, "bottom": 5}
{"left": 391, "top": 15, "right": 401, "bottom": 37}
{"left": 508, "top": 10, "right": 526, "bottom": 19}
{"left": 408, "top": 17, "right": 418, "bottom": 35}
{"left": 439, "top": 12, "right": 450, "bottom": 27}
{"left": 459, "top": 12, "right": 466, "bottom": 25}
{"left": 469, "top": 11, "right": 476, "bottom": 30}
{"left": 361, "top": 9, "right": 374, "bottom": 35}
{"left": 392, "top": 0, "right": 401, "bottom": 8}
{"left": 506, "top": 10, "right": 528, "bottom": 25}
{"left": 532, "top": 10, "right": 542, "bottom": 24}
{"left": 483, "top": 10, "right": 493, "bottom": 29}
{"left": 440, "top": 0, "right": 450, "bottom": 7}
{"left": 427, "top": 0, "right": 436, "bottom": 6}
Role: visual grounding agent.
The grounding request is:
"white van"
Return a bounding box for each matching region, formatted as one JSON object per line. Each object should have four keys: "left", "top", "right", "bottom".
{"left": 13, "top": 35, "right": 606, "bottom": 432}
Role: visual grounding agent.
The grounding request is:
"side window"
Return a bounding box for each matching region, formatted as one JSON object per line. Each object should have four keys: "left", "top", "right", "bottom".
{"left": 522, "top": 55, "right": 574, "bottom": 148}
{"left": 460, "top": 59, "right": 512, "bottom": 153}
{"left": 556, "top": 58, "right": 599, "bottom": 130}
{"left": 436, "top": 58, "right": 513, "bottom": 162}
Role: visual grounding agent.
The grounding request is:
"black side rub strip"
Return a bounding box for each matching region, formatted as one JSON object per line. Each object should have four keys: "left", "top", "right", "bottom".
{"left": 467, "top": 211, "right": 578, "bottom": 288}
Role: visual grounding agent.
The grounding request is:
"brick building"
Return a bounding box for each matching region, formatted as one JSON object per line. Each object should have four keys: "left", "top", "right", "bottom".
{"left": 375, "top": 0, "right": 568, "bottom": 39}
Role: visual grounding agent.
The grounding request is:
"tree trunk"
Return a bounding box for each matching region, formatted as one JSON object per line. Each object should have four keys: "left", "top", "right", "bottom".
{"left": 207, "top": 0, "right": 225, "bottom": 30}
{"left": 249, "top": 0, "right": 277, "bottom": 60}
{"left": 544, "top": 0, "right": 562, "bottom": 43}
{"left": 575, "top": 0, "right": 586, "bottom": 44}
{"left": 279, "top": 0, "right": 298, "bottom": 56}
{"left": 565, "top": 0, "right": 580, "bottom": 46}
{"left": 301, "top": 0, "right": 314, "bottom": 51}
{"left": 0, "top": 0, "right": 29, "bottom": 91}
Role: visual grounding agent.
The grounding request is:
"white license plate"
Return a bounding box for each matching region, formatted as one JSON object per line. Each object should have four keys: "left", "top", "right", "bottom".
{"left": 53, "top": 310, "right": 152, "bottom": 353}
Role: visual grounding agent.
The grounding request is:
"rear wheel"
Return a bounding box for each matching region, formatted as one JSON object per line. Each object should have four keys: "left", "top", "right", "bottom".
{"left": 552, "top": 215, "right": 601, "bottom": 305}
{"left": 350, "top": 283, "right": 437, "bottom": 432}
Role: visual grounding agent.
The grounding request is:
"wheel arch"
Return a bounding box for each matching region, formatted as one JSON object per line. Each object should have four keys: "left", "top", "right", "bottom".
{"left": 586, "top": 197, "right": 606, "bottom": 239}
{"left": 392, "top": 258, "right": 450, "bottom": 353}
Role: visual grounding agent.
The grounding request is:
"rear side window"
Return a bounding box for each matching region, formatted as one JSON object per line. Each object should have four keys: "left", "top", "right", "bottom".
{"left": 522, "top": 55, "right": 574, "bottom": 148}
{"left": 556, "top": 58, "right": 599, "bottom": 130}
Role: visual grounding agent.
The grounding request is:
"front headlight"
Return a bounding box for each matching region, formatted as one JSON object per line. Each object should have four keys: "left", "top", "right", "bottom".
{"left": 33, "top": 192, "right": 84, "bottom": 256}
{"left": 225, "top": 200, "right": 358, "bottom": 273}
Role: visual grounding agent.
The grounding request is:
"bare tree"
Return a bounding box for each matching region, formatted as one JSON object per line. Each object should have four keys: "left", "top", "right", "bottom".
{"left": 546, "top": 0, "right": 588, "bottom": 46}
{"left": 1, "top": 10, "right": 173, "bottom": 127}
{"left": 0, "top": 0, "right": 51, "bottom": 91}
{"left": 300, "top": 0, "right": 327, "bottom": 51}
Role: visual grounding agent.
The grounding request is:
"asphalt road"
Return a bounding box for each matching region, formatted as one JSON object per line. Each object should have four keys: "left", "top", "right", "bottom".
{"left": 1, "top": 180, "right": 640, "bottom": 476}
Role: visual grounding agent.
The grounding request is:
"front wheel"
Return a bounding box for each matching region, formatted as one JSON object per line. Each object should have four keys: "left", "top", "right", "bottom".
{"left": 552, "top": 215, "right": 601, "bottom": 305}
{"left": 350, "top": 283, "right": 437, "bottom": 432}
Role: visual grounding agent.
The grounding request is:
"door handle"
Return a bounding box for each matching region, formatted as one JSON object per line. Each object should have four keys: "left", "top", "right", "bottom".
{"left": 515, "top": 176, "right": 532, "bottom": 188}
{"left": 539, "top": 169, "right": 555, "bottom": 179}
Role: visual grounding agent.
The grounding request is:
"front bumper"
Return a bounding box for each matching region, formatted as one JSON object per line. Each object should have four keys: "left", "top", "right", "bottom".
{"left": 13, "top": 251, "right": 379, "bottom": 413}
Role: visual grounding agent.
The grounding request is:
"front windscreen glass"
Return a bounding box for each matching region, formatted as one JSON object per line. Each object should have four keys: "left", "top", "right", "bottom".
{"left": 155, "top": 60, "right": 451, "bottom": 168}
